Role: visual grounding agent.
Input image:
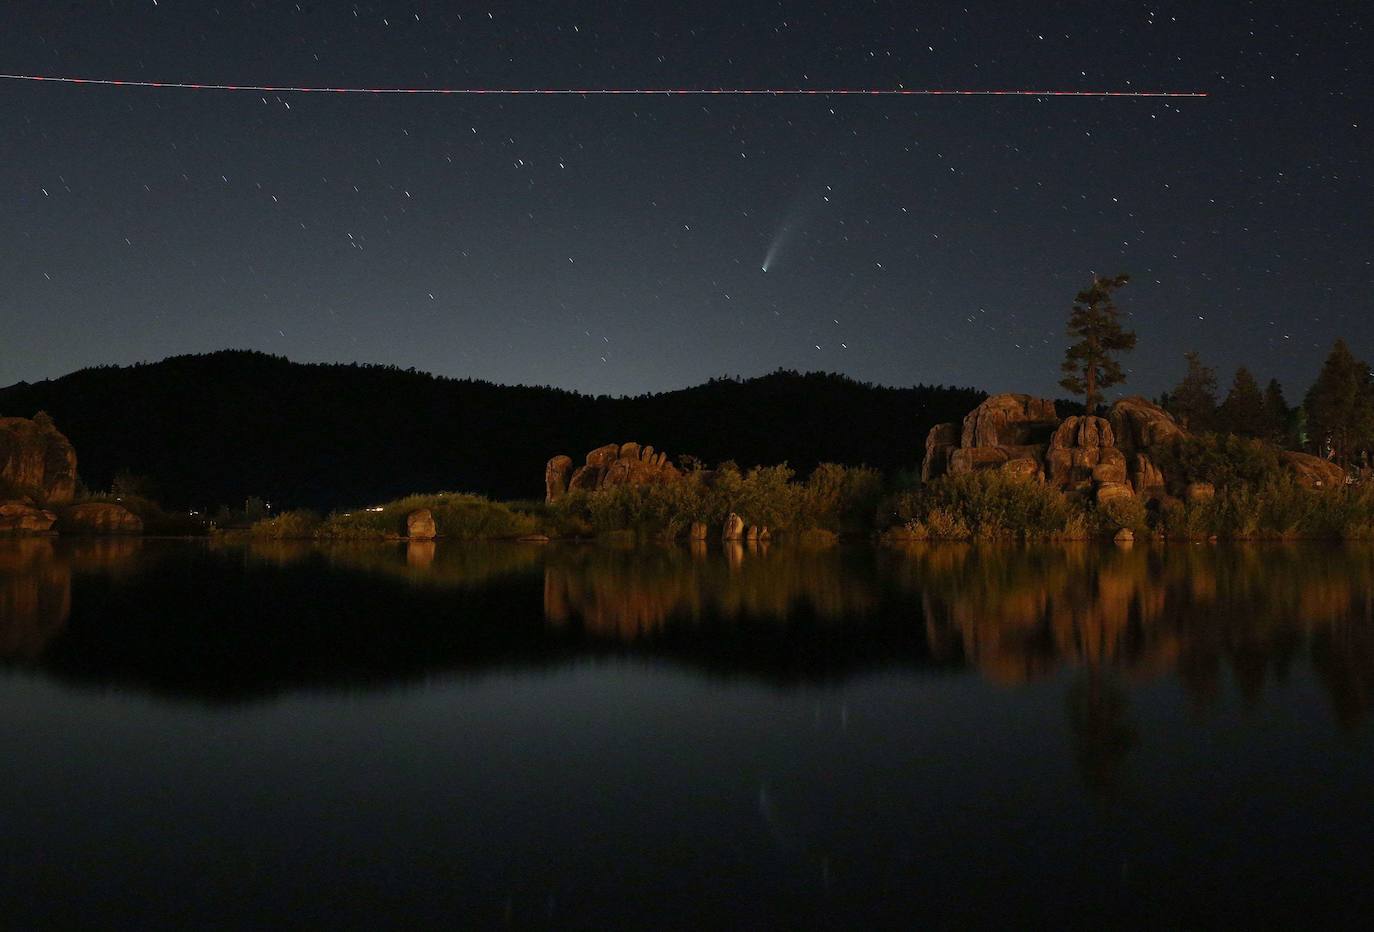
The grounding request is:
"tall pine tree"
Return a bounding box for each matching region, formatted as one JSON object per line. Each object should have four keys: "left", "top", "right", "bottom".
{"left": 1059, "top": 273, "right": 1136, "bottom": 413}
{"left": 1304, "top": 339, "right": 1374, "bottom": 465}
{"left": 1166, "top": 351, "right": 1218, "bottom": 431}
{"left": 1217, "top": 367, "right": 1266, "bottom": 437}
{"left": 1262, "top": 378, "right": 1290, "bottom": 445}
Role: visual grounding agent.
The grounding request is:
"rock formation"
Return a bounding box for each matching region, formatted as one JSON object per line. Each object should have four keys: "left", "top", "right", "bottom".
{"left": 921, "top": 422, "right": 959, "bottom": 482}
{"left": 58, "top": 503, "right": 143, "bottom": 535}
{"left": 1280, "top": 451, "right": 1346, "bottom": 490}
{"left": 0, "top": 501, "right": 58, "bottom": 535}
{"left": 544, "top": 455, "right": 573, "bottom": 503}
{"left": 406, "top": 508, "right": 437, "bottom": 540}
{"left": 723, "top": 513, "right": 745, "bottom": 541}
{"left": 545, "top": 442, "right": 681, "bottom": 503}
{"left": 922, "top": 394, "right": 1189, "bottom": 508}
{"left": 1, "top": 415, "right": 77, "bottom": 506}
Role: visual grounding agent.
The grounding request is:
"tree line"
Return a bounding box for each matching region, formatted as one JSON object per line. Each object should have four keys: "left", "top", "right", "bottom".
{"left": 1059, "top": 274, "right": 1373, "bottom": 466}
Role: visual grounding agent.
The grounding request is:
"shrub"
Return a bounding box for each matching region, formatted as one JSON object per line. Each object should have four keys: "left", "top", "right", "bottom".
{"left": 316, "top": 492, "right": 537, "bottom": 540}
{"left": 918, "top": 472, "right": 1071, "bottom": 540}
{"left": 250, "top": 509, "right": 322, "bottom": 539}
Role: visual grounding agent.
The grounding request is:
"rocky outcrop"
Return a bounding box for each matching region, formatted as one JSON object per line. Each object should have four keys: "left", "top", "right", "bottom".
{"left": 546, "top": 442, "right": 681, "bottom": 502}
{"left": 1108, "top": 396, "right": 1184, "bottom": 454}
{"left": 1047, "top": 416, "right": 1126, "bottom": 490}
{"left": 1130, "top": 453, "right": 1167, "bottom": 501}
{"left": 959, "top": 394, "right": 1058, "bottom": 449}
{"left": 544, "top": 455, "right": 573, "bottom": 503}
{"left": 923, "top": 394, "right": 1197, "bottom": 510}
{"left": 938, "top": 394, "right": 1059, "bottom": 480}
{"left": 406, "top": 508, "right": 437, "bottom": 540}
{"left": 58, "top": 502, "right": 143, "bottom": 535}
{"left": 0, "top": 501, "right": 58, "bottom": 535}
{"left": 723, "top": 513, "right": 745, "bottom": 541}
{"left": 921, "top": 423, "right": 959, "bottom": 482}
{"left": 1, "top": 415, "right": 77, "bottom": 506}
{"left": 1281, "top": 451, "right": 1346, "bottom": 490}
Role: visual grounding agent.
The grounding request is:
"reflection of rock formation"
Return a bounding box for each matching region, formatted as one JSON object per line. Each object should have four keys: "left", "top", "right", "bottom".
{"left": 900, "top": 542, "right": 1374, "bottom": 728}
{"left": 542, "top": 544, "right": 878, "bottom": 639}
{"left": 0, "top": 541, "right": 72, "bottom": 659}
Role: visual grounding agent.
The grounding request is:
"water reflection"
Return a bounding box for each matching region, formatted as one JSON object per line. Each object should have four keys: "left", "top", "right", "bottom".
{"left": 2, "top": 539, "right": 1373, "bottom": 729}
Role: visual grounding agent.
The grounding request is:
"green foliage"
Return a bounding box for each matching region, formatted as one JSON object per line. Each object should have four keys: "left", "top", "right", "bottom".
{"left": 1059, "top": 273, "right": 1136, "bottom": 411}
{"left": 317, "top": 492, "right": 539, "bottom": 540}
{"left": 250, "top": 509, "right": 322, "bottom": 539}
{"left": 797, "top": 463, "right": 885, "bottom": 534}
{"left": 916, "top": 472, "right": 1073, "bottom": 540}
{"left": 1304, "top": 338, "right": 1374, "bottom": 465}
{"left": 1166, "top": 351, "right": 1218, "bottom": 431}
{"left": 1097, "top": 495, "right": 1148, "bottom": 534}
{"left": 1149, "top": 433, "right": 1285, "bottom": 490}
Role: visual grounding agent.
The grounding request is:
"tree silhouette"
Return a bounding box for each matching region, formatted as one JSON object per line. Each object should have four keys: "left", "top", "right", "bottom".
{"left": 1217, "top": 367, "right": 1266, "bottom": 437}
{"left": 1059, "top": 273, "right": 1135, "bottom": 412}
{"left": 1166, "top": 351, "right": 1218, "bottom": 431}
{"left": 1262, "top": 378, "right": 1290, "bottom": 446}
{"left": 1305, "top": 338, "right": 1374, "bottom": 465}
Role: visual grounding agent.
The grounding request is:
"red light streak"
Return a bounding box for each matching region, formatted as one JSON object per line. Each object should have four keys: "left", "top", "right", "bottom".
{"left": 0, "top": 74, "right": 1207, "bottom": 98}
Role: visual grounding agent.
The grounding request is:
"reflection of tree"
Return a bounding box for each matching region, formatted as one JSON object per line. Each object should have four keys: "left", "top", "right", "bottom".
{"left": 1066, "top": 670, "right": 1137, "bottom": 802}
{"left": 0, "top": 541, "right": 71, "bottom": 660}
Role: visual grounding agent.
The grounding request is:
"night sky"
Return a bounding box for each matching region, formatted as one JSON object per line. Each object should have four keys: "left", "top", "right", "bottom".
{"left": 2, "top": 1, "right": 1369, "bottom": 400}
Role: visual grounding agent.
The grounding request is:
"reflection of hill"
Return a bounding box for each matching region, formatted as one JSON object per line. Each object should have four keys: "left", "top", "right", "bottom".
{"left": 3, "top": 540, "right": 1373, "bottom": 728}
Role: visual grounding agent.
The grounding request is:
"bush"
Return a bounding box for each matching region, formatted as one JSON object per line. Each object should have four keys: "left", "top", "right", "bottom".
{"left": 917, "top": 472, "right": 1072, "bottom": 540}
{"left": 250, "top": 509, "right": 322, "bottom": 539}
{"left": 316, "top": 492, "right": 538, "bottom": 540}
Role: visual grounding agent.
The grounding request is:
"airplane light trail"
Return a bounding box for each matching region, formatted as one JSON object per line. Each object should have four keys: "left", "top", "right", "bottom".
{"left": 0, "top": 74, "right": 1208, "bottom": 98}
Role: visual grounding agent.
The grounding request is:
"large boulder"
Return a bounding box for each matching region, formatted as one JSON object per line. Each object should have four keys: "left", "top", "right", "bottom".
{"left": 1281, "top": 451, "right": 1346, "bottom": 490}
{"left": 921, "top": 422, "right": 959, "bottom": 483}
{"left": 406, "top": 508, "right": 437, "bottom": 540}
{"left": 0, "top": 415, "right": 77, "bottom": 506}
{"left": 544, "top": 455, "right": 573, "bottom": 503}
{"left": 0, "top": 501, "right": 58, "bottom": 535}
{"left": 959, "top": 394, "right": 1058, "bottom": 449}
{"left": 58, "top": 502, "right": 143, "bottom": 535}
{"left": 1108, "top": 397, "right": 1184, "bottom": 453}
{"left": 1130, "top": 453, "right": 1167, "bottom": 500}
{"left": 1051, "top": 415, "right": 1115, "bottom": 451}
{"left": 723, "top": 513, "right": 745, "bottom": 541}
{"left": 1095, "top": 482, "right": 1136, "bottom": 507}
{"left": 1046, "top": 415, "right": 1127, "bottom": 491}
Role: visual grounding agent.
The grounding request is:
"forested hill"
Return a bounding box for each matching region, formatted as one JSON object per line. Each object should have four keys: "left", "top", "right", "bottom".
{"left": 0, "top": 351, "right": 984, "bottom": 510}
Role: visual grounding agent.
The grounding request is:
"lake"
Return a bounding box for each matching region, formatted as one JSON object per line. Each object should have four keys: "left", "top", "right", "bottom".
{"left": 2, "top": 538, "right": 1373, "bottom": 928}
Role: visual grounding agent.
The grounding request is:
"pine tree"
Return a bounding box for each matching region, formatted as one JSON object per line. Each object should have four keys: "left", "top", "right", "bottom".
{"left": 1262, "top": 378, "right": 1290, "bottom": 445}
{"left": 1304, "top": 339, "right": 1374, "bottom": 465}
{"left": 1059, "top": 273, "right": 1136, "bottom": 412}
{"left": 1217, "top": 367, "right": 1266, "bottom": 437}
{"left": 1166, "top": 351, "right": 1218, "bottom": 431}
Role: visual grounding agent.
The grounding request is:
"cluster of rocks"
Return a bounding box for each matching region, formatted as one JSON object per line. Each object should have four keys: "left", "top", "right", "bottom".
{"left": 923, "top": 392, "right": 1346, "bottom": 509}
{"left": 545, "top": 442, "right": 681, "bottom": 503}
{"left": 1, "top": 415, "right": 142, "bottom": 536}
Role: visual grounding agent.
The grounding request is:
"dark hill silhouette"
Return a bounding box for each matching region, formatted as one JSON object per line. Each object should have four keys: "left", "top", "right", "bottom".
{"left": 0, "top": 351, "right": 984, "bottom": 510}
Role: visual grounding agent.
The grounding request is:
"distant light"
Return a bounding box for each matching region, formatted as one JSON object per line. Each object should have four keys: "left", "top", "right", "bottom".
{"left": 367, "top": 506, "right": 384, "bottom": 512}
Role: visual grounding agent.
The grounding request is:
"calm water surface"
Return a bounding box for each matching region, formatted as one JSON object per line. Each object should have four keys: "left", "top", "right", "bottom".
{"left": 2, "top": 538, "right": 1372, "bottom": 928}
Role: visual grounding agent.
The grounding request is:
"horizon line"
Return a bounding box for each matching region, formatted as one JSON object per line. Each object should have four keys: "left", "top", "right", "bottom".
{"left": 0, "top": 74, "right": 1208, "bottom": 98}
